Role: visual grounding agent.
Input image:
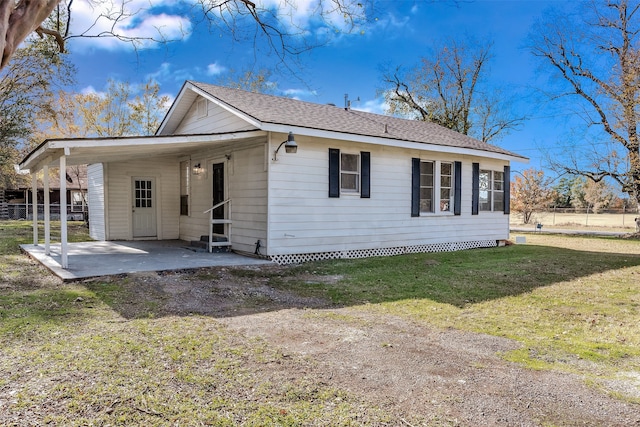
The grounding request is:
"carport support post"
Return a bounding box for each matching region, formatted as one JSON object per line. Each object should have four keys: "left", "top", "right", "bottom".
{"left": 31, "top": 173, "right": 38, "bottom": 245}
{"left": 60, "top": 154, "right": 68, "bottom": 269}
{"left": 44, "top": 165, "right": 50, "bottom": 255}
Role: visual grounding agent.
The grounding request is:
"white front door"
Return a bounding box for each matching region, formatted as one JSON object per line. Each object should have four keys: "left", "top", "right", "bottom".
{"left": 132, "top": 177, "right": 157, "bottom": 238}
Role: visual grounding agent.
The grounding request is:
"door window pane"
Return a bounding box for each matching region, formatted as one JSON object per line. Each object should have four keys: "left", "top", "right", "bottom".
{"left": 135, "top": 180, "right": 153, "bottom": 209}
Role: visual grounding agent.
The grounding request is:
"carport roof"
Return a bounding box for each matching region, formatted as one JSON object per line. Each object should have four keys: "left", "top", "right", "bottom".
{"left": 19, "top": 130, "right": 266, "bottom": 171}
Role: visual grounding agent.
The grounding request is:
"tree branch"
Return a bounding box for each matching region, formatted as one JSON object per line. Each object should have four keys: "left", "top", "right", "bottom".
{"left": 35, "top": 25, "right": 64, "bottom": 52}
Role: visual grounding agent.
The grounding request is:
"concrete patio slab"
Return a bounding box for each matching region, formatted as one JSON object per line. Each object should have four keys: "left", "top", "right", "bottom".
{"left": 20, "top": 240, "right": 272, "bottom": 281}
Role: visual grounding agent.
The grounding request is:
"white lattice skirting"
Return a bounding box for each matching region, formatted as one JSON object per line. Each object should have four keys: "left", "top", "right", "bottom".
{"left": 270, "top": 240, "right": 498, "bottom": 265}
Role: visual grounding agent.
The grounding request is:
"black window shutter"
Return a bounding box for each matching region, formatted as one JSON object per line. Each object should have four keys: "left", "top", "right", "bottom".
{"left": 361, "top": 151, "right": 371, "bottom": 198}
{"left": 454, "top": 161, "right": 462, "bottom": 215}
{"left": 504, "top": 165, "right": 511, "bottom": 214}
{"left": 472, "top": 162, "right": 479, "bottom": 215}
{"left": 329, "top": 148, "right": 340, "bottom": 198}
{"left": 411, "top": 158, "right": 420, "bottom": 217}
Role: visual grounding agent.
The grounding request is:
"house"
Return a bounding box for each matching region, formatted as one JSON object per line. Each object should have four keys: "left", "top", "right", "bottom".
{"left": 19, "top": 81, "right": 527, "bottom": 268}
{"left": 0, "top": 167, "right": 87, "bottom": 221}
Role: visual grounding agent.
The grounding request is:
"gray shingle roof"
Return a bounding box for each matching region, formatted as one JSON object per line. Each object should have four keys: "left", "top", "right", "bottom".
{"left": 189, "top": 81, "right": 526, "bottom": 160}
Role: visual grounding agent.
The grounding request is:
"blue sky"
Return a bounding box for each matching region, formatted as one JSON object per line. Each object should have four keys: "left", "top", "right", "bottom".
{"left": 64, "top": 0, "right": 573, "bottom": 172}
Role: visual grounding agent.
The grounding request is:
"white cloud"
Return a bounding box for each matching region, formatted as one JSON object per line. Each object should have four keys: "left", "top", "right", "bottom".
{"left": 79, "top": 85, "right": 105, "bottom": 97}
{"left": 258, "top": 0, "right": 367, "bottom": 35}
{"left": 282, "top": 88, "right": 317, "bottom": 99}
{"left": 145, "top": 62, "right": 196, "bottom": 83}
{"left": 206, "top": 62, "right": 226, "bottom": 76}
{"left": 354, "top": 97, "right": 388, "bottom": 115}
{"left": 145, "top": 62, "right": 173, "bottom": 81}
{"left": 67, "top": 0, "right": 192, "bottom": 52}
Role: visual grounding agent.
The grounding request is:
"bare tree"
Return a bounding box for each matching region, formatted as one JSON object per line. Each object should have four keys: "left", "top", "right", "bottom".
{"left": 530, "top": 0, "right": 640, "bottom": 210}
{"left": 381, "top": 37, "right": 524, "bottom": 143}
{"left": 130, "top": 80, "right": 171, "bottom": 136}
{"left": 0, "top": 0, "right": 371, "bottom": 73}
{"left": 511, "top": 168, "right": 556, "bottom": 224}
{"left": 216, "top": 68, "right": 277, "bottom": 94}
{"left": 37, "top": 79, "right": 169, "bottom": 139}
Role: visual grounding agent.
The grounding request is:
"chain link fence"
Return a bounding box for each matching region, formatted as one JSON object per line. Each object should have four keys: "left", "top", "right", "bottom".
{"left": 2, "top": 204, "right": 87, "bottom": 221}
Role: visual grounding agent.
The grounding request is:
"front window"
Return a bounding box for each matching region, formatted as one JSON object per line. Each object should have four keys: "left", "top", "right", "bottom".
{"left": 479, "top": 169, "right": 491, "bottom": 211}
{"left": 419, "top": 160, "right": 454, "bottom": 214}
{"left": 420, "top": 161, "right": 434, "bottom": 213}
{"left": 493, "top": 171, "right": 504, "bottom": 211}
{"left": 479, "top": 169, "right": 504, "bottom": 212}
{"left": 440, "top": 162, "right": 453, "bottom": 212}
{"left": 341, "top": 153, "right": 360, "bottom": 193}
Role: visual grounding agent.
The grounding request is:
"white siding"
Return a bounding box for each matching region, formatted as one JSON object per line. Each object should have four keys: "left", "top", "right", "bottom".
{"left": 179, "top": 143, "right": 268, "bottom": 254}
{"left": 174, "top": 97, "right": 256, "bottom": 135}
{"left": 267, "top": 137, "right": 510, "bottom": 256}
{"left": 230, "top": 145, "right": 268, "bottom": 253}
{"left": 105, "top": 158, "right": 179, "bottom": 240}
{"left": 87, "top": 163, "right": 105, "bottom": 241}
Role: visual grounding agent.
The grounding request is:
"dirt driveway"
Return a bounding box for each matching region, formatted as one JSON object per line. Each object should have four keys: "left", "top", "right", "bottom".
{"left": 103, "top": 267, "right": 640, "bottom": 426}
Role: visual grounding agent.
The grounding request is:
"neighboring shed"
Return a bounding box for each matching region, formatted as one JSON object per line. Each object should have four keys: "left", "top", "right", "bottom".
{"left": 19, "top": 81, "right": 527, "bottom": 269}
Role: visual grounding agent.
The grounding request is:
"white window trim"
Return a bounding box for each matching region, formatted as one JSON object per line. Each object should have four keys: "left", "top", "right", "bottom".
{"left": 493, "top": 170, "right": 505, "bottom": 212}
{"left": 479, "top": 169, "right": 504, "bottom": 212}
{"left": 340, "top": 152, "right": 360, "bottom": 195}
{"left": 420, "top": 159, "right": 455, "bottom": 216}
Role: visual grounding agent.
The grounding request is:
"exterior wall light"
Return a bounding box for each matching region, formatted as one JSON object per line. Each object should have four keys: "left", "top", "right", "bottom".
{"left": 192, "top": 163, "right": 203, "bottom": 175}
{"left": 273, "top": 132, "right": 297, "bottom": 161}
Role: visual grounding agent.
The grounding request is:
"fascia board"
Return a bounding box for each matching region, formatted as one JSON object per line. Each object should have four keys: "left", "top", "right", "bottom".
{"left": 21, "top": 131, "right": 268, "bottom": 171}
{"left": 20, "top": 141, "right": 56, "bottom": 171}
{"left": 47, "top": 131, "right": 267, "bottom": 149}
{"left": 156, "top": 81, "right": 191, "bottom": 135}
{"left": 263, "top": 124, "right": 529, "bottom": 164}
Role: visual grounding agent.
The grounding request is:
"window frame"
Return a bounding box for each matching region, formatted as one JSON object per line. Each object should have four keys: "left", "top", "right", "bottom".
{"left": 340, "top": 152, "right": 361, "bottom": 195}
{"left": 329, "top": 149, "right": 370, "bottom": 198}
{"left": 439, "top": 161, "right": 454, "bottom": 213}
{"left": 479, "top": 169, "right": 492, "bottom": 212}
{"left": 70, "top": 190, "right": 85, "bottom": 212}
{"left": 419, "top": 160, "right": 434, "bottom": 213}
{"left": 493, "top": 170, "right": 505, "bottom": 212}
{"left": 418, "top": 159, "right": 455, "bottom": 215}
{"left": 478, "top": 169, "right": 505, "bottom": 212}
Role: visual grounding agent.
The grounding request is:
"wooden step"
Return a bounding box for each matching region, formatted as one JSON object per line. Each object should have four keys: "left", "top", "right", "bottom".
{"left": 209, "top": 241, "right": 232, "bottom": 247}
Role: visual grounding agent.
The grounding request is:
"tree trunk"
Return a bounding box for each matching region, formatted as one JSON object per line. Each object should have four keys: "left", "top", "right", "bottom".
{"left": 0, "top": 0, "right": 61, "bottom": 70}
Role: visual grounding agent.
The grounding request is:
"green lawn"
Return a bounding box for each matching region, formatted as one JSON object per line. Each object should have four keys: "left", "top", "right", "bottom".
{"left": 1, "top": 220, "right": 639, "bottom": 425}
{"left": 275, "top": 234, "right": 640, "bottom": 381}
